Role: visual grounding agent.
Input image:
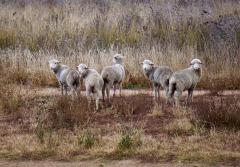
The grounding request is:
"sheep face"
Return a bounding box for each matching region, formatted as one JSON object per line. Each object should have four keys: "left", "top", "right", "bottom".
{"left": 190, "top": 59, "right": 202, "bottom": 70}
{"left": 141, "top": 59, "right": 154, "bottom": 71}
{"left": 113, "top": 54, "right": 124, "bottom": 64}
{"left": 77, "top": 64, "right": 88, "bottom": 75}
{"left": 49, "top": 59, "right": 60, "bottom": 71}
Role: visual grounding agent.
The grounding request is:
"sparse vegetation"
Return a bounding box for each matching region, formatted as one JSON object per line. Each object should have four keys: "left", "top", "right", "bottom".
{"left": 0, "top": 84, "right": 239, "bottom": 164}
{"left": 192, "top": 95, "right": 240, "bottom": 129}
{"left": 117, "top": 134, "right": 134, "bottom": 151}
{"left": 77, "top": 131, "right": 97, "bottom": 149}
{"left": 0, "top": 0, "right": 240, "bottom": 166}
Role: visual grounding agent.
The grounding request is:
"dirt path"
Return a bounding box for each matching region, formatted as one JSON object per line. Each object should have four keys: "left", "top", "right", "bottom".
{"left": 29, "top": 87, "right": 240, "bottom": 97}
{"left": 0, "top": 160, "right": 221, "bottom": 167}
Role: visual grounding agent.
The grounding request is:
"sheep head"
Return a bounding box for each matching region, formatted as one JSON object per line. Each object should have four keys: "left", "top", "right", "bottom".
{"left": 113, "top": 54, "right": 124, "bottom": 65}
{"left": 49, "top": 59, "right": 61, "bottom": 71}
{"left": 141, "top": 59, "right": 154, "bottom": 72}
{"left": 190, "top": 59, "right": 202, "bottom": 70}
{"left": 77, "top": 64, "right": 89, "bottom": 78}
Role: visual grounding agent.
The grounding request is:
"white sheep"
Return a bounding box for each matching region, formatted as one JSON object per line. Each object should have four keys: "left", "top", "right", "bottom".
{"left": 49, "top": 59, "right": 80, "bottom": 97}
{"left": 140, "top": 59, "right": 173, "bottom": 100}
{"left": 77, "top": 64, "right": 104, "bottom": 110}
{"left": 167, "top": 58, "right": 203, "bottom": 106}
{"left": 101, "top": 54, "right": 125, "bottom": 102}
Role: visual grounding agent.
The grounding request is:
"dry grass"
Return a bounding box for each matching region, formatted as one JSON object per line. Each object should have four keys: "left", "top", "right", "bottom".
{"left": 192, "top": 95, "right": 240, "bottom": 129}
{"left": 0, "top": 84, "right": 240, "bottom": 164}
{"left": 0, "top": 1, "right": 240, "bottom": 89}
{"left": 0, "top": 1, "right": 240, "bottom": 165}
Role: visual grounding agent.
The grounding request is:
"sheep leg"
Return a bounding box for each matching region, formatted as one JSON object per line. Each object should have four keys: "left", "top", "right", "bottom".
{"left": 95, "top": 99, "right": 99, "bottom": 111}
{"left": 113, "top": 84, "right": 116, "bottom": 97}
{"left": 60, "top": 84, "right": 64, "bottom": 96}
{"left": 95, "top": 90, "right": 102, "bottom": 111}
{"left": 64, "top": 86, "right": 68, "bottom": 96}
{"left": 106, "top": 87, "right": 110, "bottom": 103}
{"left": 164, "top": 87, "right": 170, "bottom": 105}
{"left": 164, "top": 85, "right": 169, "bottom": 97}
{"left": 119, "top": 83, "right": 122, "bottom": 97}
{"left": 174, "top": 90, "right": 182, "bottom": 107}
{"left": 153, "top": 86, "right": 158, "bottom": 101}
{"left": 72, "top": 85, "right": 79, "bottom": 99}
{"left": 107, "top": 82, "right": 113, "bottom": 102}
{"left": 70, "top": 88, "right": 75, "bottom": 99}
{"left": 86, "top": 90, "right": 92, "bottom": 109}
{"left": 157, "top": 86, "right": 160, "bottom": 101}
{"left": 186, "top": 89, "right": 193, "bottom": 106}
{"left": 76, "top": 86, "right": 80, "bottom": 97}
{"left": 152, "top": 83, "right": 155, "bottom": 97}
{"left": 74, "top": 84, "right": 80, "bottom": 97}
{"left": 167, "top": 82, "right": 176, "bottom": 105}
{"left": 102, "top": 84, "right": 105, "bottom": 102}
{"left": 167, "top": 91, "right": 174, "bottom": 105}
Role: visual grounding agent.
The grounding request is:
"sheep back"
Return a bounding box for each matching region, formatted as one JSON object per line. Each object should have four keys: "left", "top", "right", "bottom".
{"left": 101, "top": 65, "right": 124, "bottom": 84}
{"left": 170, "top": 68, "right": 200, "bottom": 91}
{"left": 84, "top": 69, "right": 104, "bottom": 90}
{"left": 57, "top": 66, "right": 79, "bottom": 88}
{"left": 149, "top": 66, "right": 172, "bottom": 86}
{"left": 66, "top": 70, "right": 80, "bottom": 88}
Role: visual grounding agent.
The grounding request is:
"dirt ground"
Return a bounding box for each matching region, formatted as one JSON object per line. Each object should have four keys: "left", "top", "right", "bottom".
{"left": 0, "top": 159, "right": 218, "bottom": 167}
{"left": 2, "top": 88, "right": 239, "bottom": 138}
{"left": 30, "top": 87, "right": 240, "bottom": 97}
{"left": 7, "top": 160, "right": 240, "bottom": 167}
{"left": 0, "top": 88, "right": 240, "bottom": 166}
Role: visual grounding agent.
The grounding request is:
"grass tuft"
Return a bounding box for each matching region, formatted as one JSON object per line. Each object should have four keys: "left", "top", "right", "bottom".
{"left": 77, "top": 131, "right": 96, "bottom": 149}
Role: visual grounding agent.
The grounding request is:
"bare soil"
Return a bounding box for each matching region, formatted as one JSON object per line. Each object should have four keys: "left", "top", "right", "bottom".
{"left": 0, "top": 88, "right": 240, "bottom": 166}
{"left": 0, "top": 159, "right": 219, "bottom": 167}
{"left": 1, "top": 88, "right": 240, "bottom": 137}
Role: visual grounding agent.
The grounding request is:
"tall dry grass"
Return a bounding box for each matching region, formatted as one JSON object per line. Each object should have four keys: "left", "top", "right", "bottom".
{"left": 0, "top": 0, "right": 240, "bottom": 89}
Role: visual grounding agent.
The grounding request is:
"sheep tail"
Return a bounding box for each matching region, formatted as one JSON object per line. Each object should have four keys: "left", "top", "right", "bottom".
{"left": 103, "top": 74, "right": 109, "bottom": 84}
{"left": 72, "top": 71, "right": 80, "bottom": 87}
{"left": 90, "top": 86, "right": 95, "bottom": 93}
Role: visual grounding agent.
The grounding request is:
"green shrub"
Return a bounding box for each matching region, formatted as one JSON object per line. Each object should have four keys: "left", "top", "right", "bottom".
{"left": 77, "top": 131, "right": 96, "bottom": 149}
{"left": 117, "top": 134, "right": 133, "bottom": 151}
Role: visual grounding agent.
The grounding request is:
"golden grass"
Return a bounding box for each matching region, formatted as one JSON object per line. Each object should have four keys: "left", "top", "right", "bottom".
{"left": 1, "top": 127, "right": 239, "bottom": 164}
{"left": 0, "top": 1, "right": 240, "bottom": 165}
{"left": 0, "top": 1, "right": 240, "bottom": 89}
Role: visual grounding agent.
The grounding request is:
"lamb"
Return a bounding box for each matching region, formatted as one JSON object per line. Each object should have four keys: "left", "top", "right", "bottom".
{"left": 48, "top": 59, "right": 80, "bottom": 97}
{"left": 140, "top": 59, "right": 173, "bottom": 100}
{"left": 167, "top": 58, "right": 203, "bottom": 106}
{"left": 101, "top": 54, "right": 125, "bottom": 102}
{"left": 77, "top": 64, "right": 104, "bottom": 110}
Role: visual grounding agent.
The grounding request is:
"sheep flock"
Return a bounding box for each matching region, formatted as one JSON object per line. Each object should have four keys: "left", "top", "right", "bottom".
{"left": 49, "top": 54, "right": 203, "bottom": 110}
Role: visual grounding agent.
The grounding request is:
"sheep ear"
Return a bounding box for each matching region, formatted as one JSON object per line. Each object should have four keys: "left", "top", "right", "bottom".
{"left": 139, "top": 62, "right": 143, "bottom": 65}
{"left": 150, "top": 63, "right": 154, "bottom": 66}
